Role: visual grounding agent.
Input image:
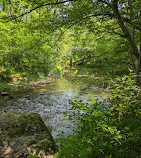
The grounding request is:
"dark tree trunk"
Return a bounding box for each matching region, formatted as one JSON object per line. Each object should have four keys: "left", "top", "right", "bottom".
{"left": 111, "top": 1, "right": 141, "bottom": 85}
{"left": 111, "top": 2, "right": 139, "bottom": 60}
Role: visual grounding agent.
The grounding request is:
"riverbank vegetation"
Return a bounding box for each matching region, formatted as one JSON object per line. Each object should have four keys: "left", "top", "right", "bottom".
{"left": 55, "top": 72, "right": 141, "bottom": 157}
{"left": 0, "top": 0, "right": 141, "bottom": 157}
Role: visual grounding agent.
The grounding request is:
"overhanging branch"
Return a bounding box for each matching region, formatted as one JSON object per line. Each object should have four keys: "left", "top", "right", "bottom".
{"left": 85, "top": 13, "right": 140, "bottom": 30}
{"left": 2, "top": 0, "right": 76, "bottom": 22}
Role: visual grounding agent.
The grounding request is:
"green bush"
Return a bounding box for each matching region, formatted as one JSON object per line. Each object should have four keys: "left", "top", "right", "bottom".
{"left": 0, "top": 70, "right": 12, "bottom": 82}
{"left": 55, "top": 73, "right": 141, "bottom": 158}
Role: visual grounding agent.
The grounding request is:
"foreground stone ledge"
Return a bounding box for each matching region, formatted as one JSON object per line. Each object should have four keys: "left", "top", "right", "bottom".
{"left": 0, "top": 112, "right": 57, "bottom": 158}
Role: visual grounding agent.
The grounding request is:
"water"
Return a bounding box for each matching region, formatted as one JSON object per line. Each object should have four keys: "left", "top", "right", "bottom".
{"left": 0, "top": 74, "right": 108, "bottom": 139}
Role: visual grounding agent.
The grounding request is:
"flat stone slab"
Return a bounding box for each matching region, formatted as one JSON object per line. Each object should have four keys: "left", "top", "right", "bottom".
{"left": 0, "top": 112, "right": 57, "bottom": 158}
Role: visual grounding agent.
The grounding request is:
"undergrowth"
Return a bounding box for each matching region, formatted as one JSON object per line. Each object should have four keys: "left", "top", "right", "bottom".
{"left": 55, "top": 73, "right": 141, "bottom": 158}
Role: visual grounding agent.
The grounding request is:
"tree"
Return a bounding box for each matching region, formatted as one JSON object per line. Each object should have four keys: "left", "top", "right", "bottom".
{"left": 0, "top": 1, "right": 62, "bottom": 83}
{"left": 0, "top": 0, "right": 140, "bottom": 83}
{"left": 59, "top": 0, "right": 140, "bottom": 82}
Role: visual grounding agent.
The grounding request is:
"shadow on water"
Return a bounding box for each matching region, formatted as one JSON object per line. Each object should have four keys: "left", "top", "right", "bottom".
{"left": 0, "top": 70, "right": 110, "bottom": 139}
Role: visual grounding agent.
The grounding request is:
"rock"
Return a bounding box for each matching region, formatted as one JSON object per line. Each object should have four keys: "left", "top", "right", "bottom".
{"left": 1, "top": 92, "right": 13, "bottom": 99}
{"left": 0, "top": 112, "right": 57, "bottom": 158}
{"left": 1, "top": 92, "right": 8, "bottom": 96}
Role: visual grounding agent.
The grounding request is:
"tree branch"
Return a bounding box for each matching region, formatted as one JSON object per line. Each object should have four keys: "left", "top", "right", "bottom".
{"left": 55, "top": 11, "right": 139, "bottom": 45}
{"left": 86, "top": 13, "right": 140, "bottom": 30}
{"left": 111, "top": 2, "right": 139, "bottom": 60}
{"left": 2, "top": 0, "right": 76, "bottom": 22}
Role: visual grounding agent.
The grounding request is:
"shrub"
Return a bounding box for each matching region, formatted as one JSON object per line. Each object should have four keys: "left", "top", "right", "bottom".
{"left": 55, "top": 74, "right": 141, "bottom": 158}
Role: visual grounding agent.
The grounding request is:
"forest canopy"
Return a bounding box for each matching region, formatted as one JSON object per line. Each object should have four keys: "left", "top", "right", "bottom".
{"left": 0, "top": 0, "right": 140, "bottom": 84}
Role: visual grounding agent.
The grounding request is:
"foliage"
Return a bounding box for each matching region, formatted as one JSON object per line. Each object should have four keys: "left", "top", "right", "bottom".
{"left": 0, "top": 83, "right": 17, "bottom": 92}
{"left": 56, "top": 24, "right": 130, "bottom": 77}
{"left": 0, "top": 19, "right": 60, "bottom": 80}
{"left": 1, "top": 0, "right": 140, "bottom": 86}
{"left": 0, "top": 0, "right": 140, "bottom": 90}
{"left": 0, "top": 1, "right": 62, "bottom": 85}
{"left": 85, "top": 34, "right": 130, "bottom": 77}
{"left": 28, "top": 155, "right": 40, "bottom": 158}
{"left": 0, "top": 0, "right": 140, "bottom": 157}
{"left": 55, "top": 74, "right": 141, "bottom": 158}
{"left": 0, "top": 69, "right": 12, "bottom": 82}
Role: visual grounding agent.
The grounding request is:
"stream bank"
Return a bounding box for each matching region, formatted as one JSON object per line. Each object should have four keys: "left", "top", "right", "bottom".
{"left": 0, "top": 71, "right": 109, "bottom": 140}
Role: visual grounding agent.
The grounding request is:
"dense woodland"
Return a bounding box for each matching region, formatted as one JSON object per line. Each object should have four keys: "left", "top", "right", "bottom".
{"left": 0, "top": 0, "right": 141, "bottom": 157}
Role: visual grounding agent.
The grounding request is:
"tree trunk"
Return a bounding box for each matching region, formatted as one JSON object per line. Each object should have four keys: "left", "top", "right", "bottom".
{"left": 111, "top": 2, "right": 139, "bottom": 60}
{"left": 136, "top": 0, "right": 141, "bottom": 85}
{"left": 111, "top": 1, "right": 141, "bottom": 85}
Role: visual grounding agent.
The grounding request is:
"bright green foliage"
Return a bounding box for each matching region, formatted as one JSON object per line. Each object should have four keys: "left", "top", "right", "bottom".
{"left": 56, "top": 74, "right": 141, "bottom": 158}
{"left": 80, "top": 32, "right": 129, "bottom": 76}
{"left": 0, "top": 0, "right": 140, "bottom": 86}
{"left": 0, "top": 3, "right": 61, "bottom": 85}
{"left": 56, "top": 24, "right": 130, "bottom": 77}
{"left": 0, "top": 0, "right": 137, "bottom": 86}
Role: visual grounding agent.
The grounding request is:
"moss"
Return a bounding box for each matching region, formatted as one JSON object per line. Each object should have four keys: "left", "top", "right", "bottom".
{"left": 0, "top": 112, "right": 57, "bottom": 157}
{"left": 0, "top": 112, "right": 52, "bottom": 137}
{"left": 9, "top": 113, "right": 49, "bottom": 136}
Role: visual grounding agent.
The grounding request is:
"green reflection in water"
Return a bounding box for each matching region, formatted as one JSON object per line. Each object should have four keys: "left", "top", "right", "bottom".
{"left": 32, "top": 72, "right": 110, "bottom": 98}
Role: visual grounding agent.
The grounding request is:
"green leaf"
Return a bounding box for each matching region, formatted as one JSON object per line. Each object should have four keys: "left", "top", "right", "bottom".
{"left": 79, "top": 147, "right": 92, "bottom": 158}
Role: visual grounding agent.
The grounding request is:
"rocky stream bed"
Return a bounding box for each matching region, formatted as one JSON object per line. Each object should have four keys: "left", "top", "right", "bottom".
{"left": 0, "top": 75, "right": 108, "bottom": 157}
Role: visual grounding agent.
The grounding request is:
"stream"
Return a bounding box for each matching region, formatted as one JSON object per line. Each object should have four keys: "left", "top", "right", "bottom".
{"left": 0, "top": 72, "right": 109, "bottom": 139}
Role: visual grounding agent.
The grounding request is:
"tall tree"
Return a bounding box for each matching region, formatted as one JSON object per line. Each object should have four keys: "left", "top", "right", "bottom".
{"left": 0, "top": 0, "right": 140, "bottom": 82}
